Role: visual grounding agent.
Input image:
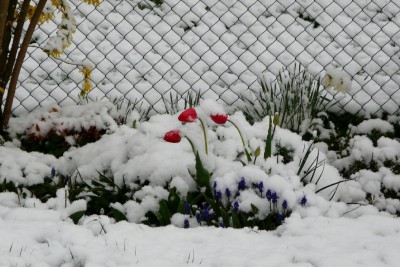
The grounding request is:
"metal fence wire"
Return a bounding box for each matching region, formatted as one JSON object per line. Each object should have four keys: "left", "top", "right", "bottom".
{"left": 19, "top": 0, "right": 400, "bottom": 116}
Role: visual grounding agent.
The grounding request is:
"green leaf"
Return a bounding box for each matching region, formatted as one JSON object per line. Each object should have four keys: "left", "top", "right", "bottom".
{"left": 220, "top": 207, "right": 230, "bottom": 226}
{"left": 264, "top": 116, "right": 273, "bottom": 159}
{"left": 254, "top": 146, "right": 260, "bottom": 158}
{"left": 167, "top": 187, "right": 181, "bottom": 214}
{"left": 158, "top": 200, "right": 171, "bottom": 225}
{"left": 240, "top": 213, "right": 250, "bottom": 227}
{"left": 69, "top": 210, "right": 85, "bottom": 224}
{"left": 231, "top": 212, "right": 241, "bottom": 228}
{"left": 250, "top": 203, "right": 259, "bottom": 214}
{"left": 145, "top": 211, "right": 160, "bottom": 226}
{"left": 195, "top": 151, "right": 211, "bottom": 196}
{"left": 97, "top": 171, "right": 116, "bottom": 187}
{"left": 111, "top": 208, "right": 127, "bottom": 222}
{"left": 204, "top": 195, "right": 219, "bottom": 216}
{"left": 177, "top": 199, "right": 185, "bottom": 214}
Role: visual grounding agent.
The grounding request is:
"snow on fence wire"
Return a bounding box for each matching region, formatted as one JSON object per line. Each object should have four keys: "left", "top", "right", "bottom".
{"left": 19, "top": 0, "right": 400, "bottom": 116}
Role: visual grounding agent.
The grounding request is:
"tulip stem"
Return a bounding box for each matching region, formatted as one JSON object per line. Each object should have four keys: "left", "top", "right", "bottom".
{"left": 228, "top": 119, "right": 252, "bottom": 163}
{"left": 185, "top": 137, "right": 196, "bottom": 155}
{"left": 199, "top": 118, "right": 208, "bottom": 155}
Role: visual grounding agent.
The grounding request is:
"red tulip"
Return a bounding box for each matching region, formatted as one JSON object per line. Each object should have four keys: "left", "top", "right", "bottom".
{"left": 163, "top": 130, "right": 182, "bottom": 143}
{"left": 210, "top": 114, "right": 228, "bottom": 124}
{"left": 178, "top": 108, "right": 197, "bottom": 123}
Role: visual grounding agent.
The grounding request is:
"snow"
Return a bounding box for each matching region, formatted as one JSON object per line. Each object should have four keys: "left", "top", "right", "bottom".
{"left": 352, "top": 118, "right": 395, "bottom": 135}
{"left": 1, "top": 209, "right": 400, "bottom": 266}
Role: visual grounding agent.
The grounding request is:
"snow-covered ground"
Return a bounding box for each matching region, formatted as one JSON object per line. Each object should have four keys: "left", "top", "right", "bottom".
{"left": 1, "top": 209, "right": 400, "bottom": 267}
{"left": 19, "top": 0, "right": 400, "bottom": 116}
{"left": 0, "top": 100, "right": 400, "bottom": 266}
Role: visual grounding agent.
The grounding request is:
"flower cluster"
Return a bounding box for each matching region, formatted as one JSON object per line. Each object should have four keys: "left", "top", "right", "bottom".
{"left": 79, "top": 63, "right": 94, "bottom": 95}
{"left": 22, "top": 3, "right": 56, "bottom": 24}
{"left": 213, "top": 177, "right": 308, "bottom": 215}
{"left": 193, "top": 203, "right": 214, "bottom": 225}
{"left": 163, "top": 107, "right": 252, "bottom": 162}
{"left": 322, "top": 69, "right": 352, "bottom": 93}
{"left": 163, "top": 107, "right": 230, "bottom": 155}
{"left": 43, "top": 0, "right": 76, "bottom": 57}
{"left": 43, "top": 0, "right": 99, "bottom": 58}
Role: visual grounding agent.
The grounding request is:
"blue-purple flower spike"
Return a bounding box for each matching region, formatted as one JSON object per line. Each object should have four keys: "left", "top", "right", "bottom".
{"left": 51, "top": 167, "right": 56, "bottom": 177}
{"left": 300, "top": 195, "right": 307, "bottom": 206}
{"left": 277, "top": 212, "right": 283, "bottom": 223}
{"left": 282, "top": 200, "right": 288, "bottom": 210}
{"left": 271, "top": 192, "right": 278, "bottom": 204}
{"left": 225, "top": 188, "right": 231, "bottom": 198}
{"left": 266, "top": 189, "right": 272, "bottom": 201}
{"left": 233, "top": 200, "right": 239, "bottom": 213}
{"left": 213, "top": 181, "right": 217, "bottom": 190}
{"left": 238, "top": 177, "right": 246, "bottom": 191}
{"left": 258, "top": 181, "right": 264, "bottom": 193}
{"left": 203, "top": 205, "right": 210, "bottom": 221}
{"left": 196, "top": 211, "right": 201, "bottom": 223}
{"left": 61, "top": 175, "right": 66, "bottom": 185}
{"left": 184, "top": 218, "right": 190, "bottom": 228}
{"left": 215, "top": 191, "right": 222, "bottom": 200}
{"left": 184, "top": 202, "right": 191, "bottom": 215}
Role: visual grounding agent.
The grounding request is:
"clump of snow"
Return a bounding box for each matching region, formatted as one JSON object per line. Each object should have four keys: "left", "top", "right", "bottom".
{"left": 352, "top": 118, "right": 394, "bottom": 135}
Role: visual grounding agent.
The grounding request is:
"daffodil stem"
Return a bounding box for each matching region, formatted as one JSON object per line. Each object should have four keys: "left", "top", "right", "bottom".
{"left": 199, "top": 118, "right": 208, "bottom": 155}
{"left": 228, "top": 119, "right": 252, "bottom": 163}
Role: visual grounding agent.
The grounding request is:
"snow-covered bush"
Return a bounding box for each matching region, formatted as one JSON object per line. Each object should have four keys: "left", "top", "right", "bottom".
{"left": 1, "top": 99, "right": 399, "bottom": 230}
{"left": 4, "top": 99, "right": 147, "bottom": 157}
{"left": 313, "top": 113, "right": 400, "bottom": 214}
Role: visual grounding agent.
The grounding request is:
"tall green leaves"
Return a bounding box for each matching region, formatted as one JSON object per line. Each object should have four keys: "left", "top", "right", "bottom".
{"left": 242, "top": 63, "right": 335, "bottom": 135}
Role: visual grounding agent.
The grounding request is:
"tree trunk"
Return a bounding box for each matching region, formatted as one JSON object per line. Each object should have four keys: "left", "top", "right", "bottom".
{"left": 1, "top": 0, "right": 48, "bottom": 128}
{"left": 0, "top": 0, "right": 11, "bottom": 84}
{"left": 0, "top": 0, "right": 18, "bottom": 123}
{"left": 0, "top": 0, "right": 10, "bottom": 51}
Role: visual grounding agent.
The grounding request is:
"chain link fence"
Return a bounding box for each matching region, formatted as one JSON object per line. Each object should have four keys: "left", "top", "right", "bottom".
{"left": 18, "top": 0, "right": 400, "bottom": 116}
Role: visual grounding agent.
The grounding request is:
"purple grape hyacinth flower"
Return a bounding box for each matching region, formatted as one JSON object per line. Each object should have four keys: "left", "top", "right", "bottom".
{"left": 277, "top": 212, "right": 283, "bottom": 223}
{"left": 282, "top": 200, "right": 288, "bottom": 210}
{"left": 258, "top": 181, "right": 264, "bottom": 193}
{"left": 266, "top": 189, "right": 272, "bottom": 201}
{"left": 51, "top": 167, "right": 56, "bottom": 177}
{"left": 233, "top": 200, "right": 239, "bottom": 213}
{"left": 184, "top": 202, "right": 191, "bottom": 215}
{"left": 184, "top": 218, "right": 190, "bottom": 228}
{"left": 203, "top": 210, "right": 209, "bottom": 221}
{"left": 196, "top": 211, "right": 201, "bottom": 223}
{"left": 215, "top": 191, "right": 222, "bottom": 200}
{"left": 61, "top": 175, "right": 66, "bottom": 185}
{"left": 238, "top": 177, "right": 246, "bottom": 191}
{"left": 225, "top": 188, "right": 231, "bottom": 198}
{"left": 300, "top": 195, "right": 307, "bottom": 206}
{"left": 271, "top": 192, "right": 278, "bottom": 204}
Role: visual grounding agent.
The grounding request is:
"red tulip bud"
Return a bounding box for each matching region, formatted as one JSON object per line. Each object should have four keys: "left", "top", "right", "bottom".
{"left": 210, "top": 114, "right": 228, "bottom": 124}
{"left": 163, "top": 130, "right": 182, "bottom": 143}
{"left": 178, "top": 108, "right": 197, "bottom": 123}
